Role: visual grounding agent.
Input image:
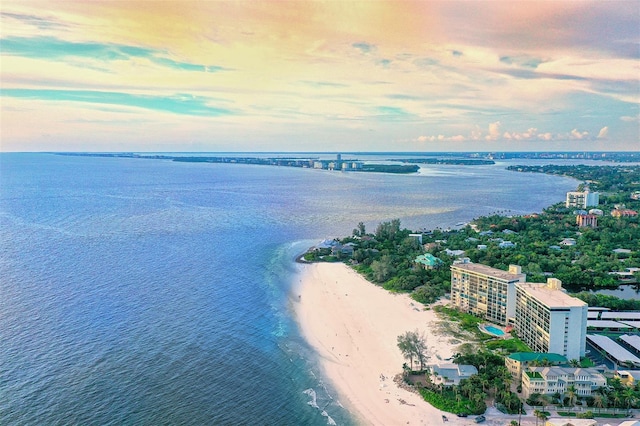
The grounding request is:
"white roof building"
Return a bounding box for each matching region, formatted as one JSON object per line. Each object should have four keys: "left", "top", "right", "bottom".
{"left": 515, "top": 279, "right": 587, "bottom": 360}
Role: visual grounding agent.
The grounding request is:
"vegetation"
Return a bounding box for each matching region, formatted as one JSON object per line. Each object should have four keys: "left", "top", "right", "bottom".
{"left": 453, "top": 351, "right": 522, "bottom": 414}
{"left": 304, "top": 165, "right": 640, "bottom": 303}
{"left": 572, "top": 292, "right": 640, "bottom": 311}
{"left": 304, "top": 164, "right": 640, "bottom": 417}
{"left": 391, "top": 158, "right": 495, "bottom": 166}
{"left": 507, "top": 164, "right": 640, "bottom": 193}
{"left": 484, "top": 336, "right": 531, "bottom": 354}
{"left": 359, "top": 164, "right": 420, "bottom": 174}
{"left": 397, "top": 330, "right": 429, "bottom": 371}
{"left": 418, "top": 387, "right": 484, "bottom": 415}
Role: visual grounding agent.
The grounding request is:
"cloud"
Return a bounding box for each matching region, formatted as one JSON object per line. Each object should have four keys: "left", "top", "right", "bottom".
{"left": 415, "top": 134, "right": 466, "bottom": 143}
{"left": 570, "top": 128, "right": 589, "bottom": 139}
{"left": 597, "top": 126, "right": 609, "bottom": 139}
{"left": 499, "top": 55, "right": 544, "bottom": 69}
{"left": 1, "top": 88, "right": 235, "bottom": 116}
{"left": 1, "top": 36, "right": 224, "bottom": 72}
{"left": 485, "top": 121, "right": 501, "bottom": 140}
{"left": 414, "top": 123, "right": 616, "bottom": 145}
{"left": 352, "top": 42, "right": 375, "bottom": 54}
{"left": 375, "top": 106, "right": 415, "bottom": 121}
{"left": 620, "top": 114, "right": 640, "bottom": 122}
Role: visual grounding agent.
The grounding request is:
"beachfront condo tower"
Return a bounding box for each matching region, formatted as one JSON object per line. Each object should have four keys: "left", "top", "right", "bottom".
{"left": 514, "top": 278, "right": 588, "bottom": 361}
{"left": 450, "top": 261, "right": 526, "bottom": 325}
{"left": 566, "top": 190, "right": 599, "bottom": 209}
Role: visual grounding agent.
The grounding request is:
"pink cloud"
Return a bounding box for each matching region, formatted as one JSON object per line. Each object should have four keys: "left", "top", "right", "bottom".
{"left": 597, "top": 126, "right": 608, "bottom": 139}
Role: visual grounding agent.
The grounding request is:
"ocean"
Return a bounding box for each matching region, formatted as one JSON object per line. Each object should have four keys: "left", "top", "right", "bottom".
{"left": 0, "top": 153, "right": 578, "bottom": 425}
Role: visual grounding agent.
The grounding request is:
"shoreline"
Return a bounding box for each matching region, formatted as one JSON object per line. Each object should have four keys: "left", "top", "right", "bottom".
{"left": 293, "top": 262, "right": 467, "bottom": 425}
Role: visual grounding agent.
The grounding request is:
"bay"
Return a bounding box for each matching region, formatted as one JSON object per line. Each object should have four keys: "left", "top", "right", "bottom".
{"left": 0, "top": 153, "right": 577, "bottom": 425}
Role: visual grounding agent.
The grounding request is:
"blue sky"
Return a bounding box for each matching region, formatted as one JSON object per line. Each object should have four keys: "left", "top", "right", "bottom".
{"left": 1, "top": 1, "right": 638, "bottom": 152}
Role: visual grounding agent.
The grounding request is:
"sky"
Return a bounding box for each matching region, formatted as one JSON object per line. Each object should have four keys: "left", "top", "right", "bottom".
{"left": 1, "top": 1, "right": 639, "bottom": 152}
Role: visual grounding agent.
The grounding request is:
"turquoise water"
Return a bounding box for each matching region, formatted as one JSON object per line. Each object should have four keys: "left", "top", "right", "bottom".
{"left": 484, "top": 325, "right": 506, "bottom": 336}
{"left": 0, "top": 153, "right": 577, "bottom": 425}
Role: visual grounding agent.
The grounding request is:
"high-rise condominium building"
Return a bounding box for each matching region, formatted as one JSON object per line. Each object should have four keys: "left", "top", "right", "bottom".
{"left": 450, "top": 261, "right": 526, "bottom": 325}
{"left": 566, "top": 190, "right": 599, "bottom": 208}
{"left": 515, "top": 278, "right": 588, "bottom": 361}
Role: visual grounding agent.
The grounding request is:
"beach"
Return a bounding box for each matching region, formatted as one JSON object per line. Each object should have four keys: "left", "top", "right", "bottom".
{"left": 294, "top": 262, "right": 465, "bottom": 425}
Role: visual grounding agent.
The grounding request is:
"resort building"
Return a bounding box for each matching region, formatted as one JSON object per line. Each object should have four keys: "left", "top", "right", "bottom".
{"left": 514, "top": 278, "right": 588, "bottom": 361}
{"left": 428, "top": 363, "right": 478, "bottom": 386}
{"left": 450, "top": 261, "right": 526, "bottom": 325}
{"left": 566, "top": 190, "right": 599, "bottom": 209}
{"left": 521, "top": 366, "right": 606, "bottom": 399}
{"left": 505, "top": 352, "right": 567, "bottom": 384}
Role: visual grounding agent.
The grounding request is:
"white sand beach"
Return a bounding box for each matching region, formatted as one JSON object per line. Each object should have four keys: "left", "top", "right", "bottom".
{"left": 294, "top": 262, "right": 464, "bottom": 425}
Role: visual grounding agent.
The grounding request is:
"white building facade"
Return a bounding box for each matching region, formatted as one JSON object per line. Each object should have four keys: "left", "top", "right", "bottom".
{"left": 566, "top": 190, "right": 599, "bottom": 208}
{"left": 521, "top": 366, "right": 606, "bottom": 399}
{"left": 515, "top": 279, "right": 588, "bottom": 361}
{"left": 450, "top": 261, "right": 526, "bottom": 325}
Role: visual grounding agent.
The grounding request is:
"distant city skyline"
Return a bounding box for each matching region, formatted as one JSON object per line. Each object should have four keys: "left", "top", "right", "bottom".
{"left": 1, "top": 1, "right": 638, "bottom": 152}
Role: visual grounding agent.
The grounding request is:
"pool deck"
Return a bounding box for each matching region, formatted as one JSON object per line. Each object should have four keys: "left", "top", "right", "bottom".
{"left": 478, "top": 323, "right": 510, "bottom": 338}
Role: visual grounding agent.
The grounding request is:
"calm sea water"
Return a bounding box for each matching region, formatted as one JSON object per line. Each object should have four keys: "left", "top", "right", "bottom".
{"left": 0, "top": 153, "right": 577, "bottom": 425}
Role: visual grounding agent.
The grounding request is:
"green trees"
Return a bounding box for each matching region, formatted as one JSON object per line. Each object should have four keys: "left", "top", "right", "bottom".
{"left": 371, "top": 255, "right": 396, "bottom": 282}
{"left": 565, "top": 384, "right": 577, "bottom": 412}
{"left": 534, "top": 409, "right": 548, "bottom": 425}
{"left": 397, "top": 330, "right": 429, "bottom": 371}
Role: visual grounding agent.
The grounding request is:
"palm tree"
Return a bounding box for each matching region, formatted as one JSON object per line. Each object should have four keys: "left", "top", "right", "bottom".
{"left": 565, "top": 385, "right": 577, "bottom": 412}
{"left": 592, "top": 392, "right": 604, "bottom": 414}
{"left": 533, "top": 409, "right": 541, "bottom": 426}
{"left": 623, "top": 387, "right": 636, "bottom": 411}
{"left": 538, "top": 394, "right": 551, "bottom": 413}
{"left": 613, "top": 392, "right": 622, "bottom": 413}
{"left": 536, "top": 410, "right": 548, "bottom": 424}
{"left": 569, "top": 358, "right": 580, "bottom": 367}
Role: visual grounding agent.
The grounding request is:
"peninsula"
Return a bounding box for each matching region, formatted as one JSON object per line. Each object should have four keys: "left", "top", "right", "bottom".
{"left": 296, "top": 163, "right": 640, "bottom": 425}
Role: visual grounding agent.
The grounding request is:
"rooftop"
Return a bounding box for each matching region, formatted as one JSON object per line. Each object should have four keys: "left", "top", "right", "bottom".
{"left": 517, "top": 282, "right": 587, "bottom": 308}
{"left": 508, "top": 352, "right": 567, "bottom": 363}
{"left": 587, "top": 320, "right": 632, "bottom": 329}
{"left": 620, "top": 334, "right": 640, "bottom": 352}
{"left": 415, "top": 253, "right": 443, "bottom": 266}
{"left": 602, "top": 311, "right": 640, "bottom": 321}
{"left": 450, "top": 262, "right": 525, "bottom": 282}
{"left": 586, "top": 334, "right": 640, "bottom": 365}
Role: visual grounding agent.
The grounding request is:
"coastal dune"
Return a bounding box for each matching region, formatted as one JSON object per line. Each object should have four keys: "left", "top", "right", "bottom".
{"left": 294, "top": 262, "right": 465, "bottom": 425}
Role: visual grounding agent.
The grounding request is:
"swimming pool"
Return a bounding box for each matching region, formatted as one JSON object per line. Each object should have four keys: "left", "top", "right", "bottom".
{"left": 483, "top": 325, "right": 506, "bottom": 337}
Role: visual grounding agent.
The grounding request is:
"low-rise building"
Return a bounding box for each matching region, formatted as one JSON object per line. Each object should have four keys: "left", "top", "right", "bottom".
{"left": 505, "top": 352, "right": 567, "bottom": 384}
{"left": 611, "top": 208, "right": 638, "bottom": 218}
{"left": 414, "top": 253, "right": 443, "bottom": 270}
{"left": 428, "top": 363, "right": 478, "bottom": 386}
{"left": 521, "top": 366, "right": 606, "bottom": 399}
{"left": 615, "top": 370, "right": 640, "bottom": 387}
